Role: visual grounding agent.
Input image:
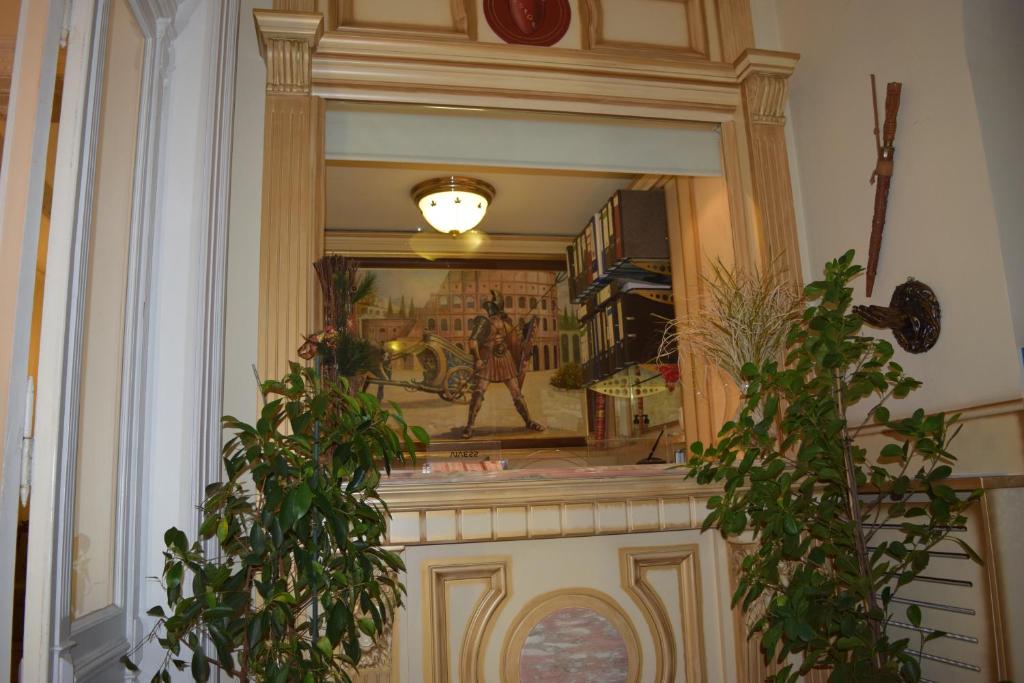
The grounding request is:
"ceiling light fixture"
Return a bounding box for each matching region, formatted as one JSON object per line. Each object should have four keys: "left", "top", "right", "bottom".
{"left": 411, "top": 176, "right": 495, "bottom": 236}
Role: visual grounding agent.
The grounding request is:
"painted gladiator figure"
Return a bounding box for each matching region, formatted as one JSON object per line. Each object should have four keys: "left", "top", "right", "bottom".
{"left": 462, "top": 291, "right": 545, "bottom": 439}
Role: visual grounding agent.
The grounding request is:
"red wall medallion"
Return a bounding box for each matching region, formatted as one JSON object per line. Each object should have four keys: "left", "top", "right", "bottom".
{"left": 484, "top": 0, "right": 571, "bottom": 47}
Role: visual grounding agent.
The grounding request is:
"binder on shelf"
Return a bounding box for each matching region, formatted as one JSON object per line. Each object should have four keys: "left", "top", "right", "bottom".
{"left": 611, "top": 192, "right": 624, "bottom": 260}
{"left": 569, "top": 188, "right": 670, "bottom": 304}
{"left": 579, "top": 287, "right": 676, "bottom": 385}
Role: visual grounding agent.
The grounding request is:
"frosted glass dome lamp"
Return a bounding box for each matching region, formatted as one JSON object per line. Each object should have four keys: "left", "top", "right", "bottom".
{"left": 411, "top": 176, "right": 495, "bottom": 236}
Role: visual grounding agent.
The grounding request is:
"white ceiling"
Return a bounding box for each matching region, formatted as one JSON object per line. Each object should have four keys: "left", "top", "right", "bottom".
{"left": 325, "top": 162, "right": 636, "bottom": 236}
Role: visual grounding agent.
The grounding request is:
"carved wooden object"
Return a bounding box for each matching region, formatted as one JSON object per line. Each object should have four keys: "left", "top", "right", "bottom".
{"left": 865, "top": 76, "right": 902, "bottom": 297}
{"left": 854, "top": 278, "right": 940, "bottom": 353}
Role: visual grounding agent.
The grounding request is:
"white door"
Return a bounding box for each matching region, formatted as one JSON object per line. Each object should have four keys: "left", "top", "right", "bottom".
{"left": 0, "top": 0, "right": 64, "bottom": 678}
{"left": 19, "top": 0, "right": 177, "bottom": 680}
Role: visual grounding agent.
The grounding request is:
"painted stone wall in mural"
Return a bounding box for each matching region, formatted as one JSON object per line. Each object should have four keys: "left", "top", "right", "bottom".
{"left": 358, "top": 267, "right": 587, "bottom": 445}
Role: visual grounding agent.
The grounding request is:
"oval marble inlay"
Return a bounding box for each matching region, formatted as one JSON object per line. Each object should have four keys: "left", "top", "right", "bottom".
{"left": 518, "top": 606, "right": 629, "bottom": 682}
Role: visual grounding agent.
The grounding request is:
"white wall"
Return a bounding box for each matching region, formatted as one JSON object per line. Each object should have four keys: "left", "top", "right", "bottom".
{"left": 135, "top": 0, "right": 235, "bottom": 676}
{"left": 222, "top": 0, "right": 269, "bottom": 426}
{"left": 757, "top": 0, "right": 1023, "bottom": 421}
{"left": 962, "top": 0, "right": 1024, "bottom": 372}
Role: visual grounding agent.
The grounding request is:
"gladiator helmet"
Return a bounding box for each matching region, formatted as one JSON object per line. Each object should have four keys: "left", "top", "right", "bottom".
{"left": 482, "top": 289, "right": 504, "bottom": 316}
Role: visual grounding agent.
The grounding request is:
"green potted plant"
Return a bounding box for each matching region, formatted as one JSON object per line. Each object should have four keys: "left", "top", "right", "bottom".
{"left": 123, "top": 363, "right": 426, "bottom": 682}
{"left": 686, "top": 251, "right": 980, "bottom": 681}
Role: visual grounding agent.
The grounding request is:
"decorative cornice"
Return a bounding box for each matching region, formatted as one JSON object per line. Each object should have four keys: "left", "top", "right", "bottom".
{"left": 734, "top": 48, "right": 799, "bottom": 126}
{"left": 741, "top": 72, "right": 789, "bottom": 124}
{"left": 253, "top": 10, "right": 324, "bottom": 94}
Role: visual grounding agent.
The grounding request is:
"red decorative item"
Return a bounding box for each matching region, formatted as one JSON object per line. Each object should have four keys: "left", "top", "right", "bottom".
{"left": 657, "top": 364, "right": 680, "bottom": 391}
{"left": 484, "top": 0, "right": 571, "bottom": 47}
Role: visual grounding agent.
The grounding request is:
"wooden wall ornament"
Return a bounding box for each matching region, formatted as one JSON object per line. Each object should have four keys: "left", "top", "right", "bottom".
{"left": 865, "top": 75, "right": 903, "bottom": 297}
{"left": 854, "top": 278, "right": 941, "bottom": 353}
{"left": 484, "top": 0, "right": 571, "bottom": 46}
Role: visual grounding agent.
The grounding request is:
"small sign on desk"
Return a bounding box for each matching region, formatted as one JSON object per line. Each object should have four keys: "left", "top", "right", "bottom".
{"left": 422, "top": 441, "right": 505, "bottom": 473}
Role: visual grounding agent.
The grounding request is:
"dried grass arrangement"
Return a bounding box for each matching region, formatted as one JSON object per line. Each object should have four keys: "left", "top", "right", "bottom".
{"left": 658, "top": 260, "right": 803, "bottom": 392}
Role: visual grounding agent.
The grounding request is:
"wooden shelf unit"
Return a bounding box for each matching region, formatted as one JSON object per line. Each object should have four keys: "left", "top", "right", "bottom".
{"left": 566, "top": 188, "right": 671, "bottom": 304}
{"left": 565, "top": 188, "right": 675, "bottom": 385}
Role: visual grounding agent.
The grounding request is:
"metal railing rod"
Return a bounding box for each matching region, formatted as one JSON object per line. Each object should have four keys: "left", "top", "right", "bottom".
{"left": 888, "top": 620, "right": 978, "bottom": 644}
{"left": 880, "top": 594, "right": 976, "bottom": 616}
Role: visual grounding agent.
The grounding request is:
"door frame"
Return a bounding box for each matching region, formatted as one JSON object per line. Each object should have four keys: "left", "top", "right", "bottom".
{"left": 17, "top": 0, "right": 180, "bottom": 680}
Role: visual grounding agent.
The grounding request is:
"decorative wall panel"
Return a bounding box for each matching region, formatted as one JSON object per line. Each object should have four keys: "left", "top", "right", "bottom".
{"left": 423, "top": 558, "right": 509, "bottom": 682}
{"left": 579, "top": 0, "right": 709, "bottom": 58}
{"left": 620, "top": 544, "right": 705, "bottom": 681}
{"left": 331, "top": 0, "right": 476, "bottom": 40}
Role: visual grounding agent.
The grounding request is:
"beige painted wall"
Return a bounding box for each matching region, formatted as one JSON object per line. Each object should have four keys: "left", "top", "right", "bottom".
{"left": 395, "top": 529, "right": 734, "bottom": 682}
{"left": 762, "top": 0, "right": 1022, "bottom": 414}
{"left": 750, "top": 0, "right": 1024, "bottom": 474}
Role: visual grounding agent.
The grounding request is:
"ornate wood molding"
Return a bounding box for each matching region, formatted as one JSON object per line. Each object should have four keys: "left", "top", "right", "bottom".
{"left": 736, "top": 49, "right": 803, "bottom": 285}
{"left": 254, "top": 10, "right": 324, "bottom": 94}
{"left": 383, "top": 467, "right": 711, "bottom": 545}
{"left": 254, "top": 10, "right": 327, "bottom": 383}
{"left": 423, "top": 558, "right": 509, "bottom": 683}
{"left": 714, "top": 0, "right": 755, "bottom": 63}
{"left": 311, "top": 32, "right": 744, "bottom": 119}
{"left": 620, "top": 544, "right": 706, "bottom": 682}
{"left": 256, "top": 5, "right": 806, "bottom": 440}
{"left": 742, "top": 72, "right": 789, "bottom": 125}
{"left": 273, "top": 0, "right": 320, "bottom": 14}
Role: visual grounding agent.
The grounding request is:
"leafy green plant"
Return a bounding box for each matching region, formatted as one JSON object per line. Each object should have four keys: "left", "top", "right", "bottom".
{"left": 686, "top": 251, "right": 980, "bottom": 682}
{"left": 123, "top": 363, "right": 427, "bottom": 682}
{"left": 300, "top": 256, "right": 381, "bottom": 379}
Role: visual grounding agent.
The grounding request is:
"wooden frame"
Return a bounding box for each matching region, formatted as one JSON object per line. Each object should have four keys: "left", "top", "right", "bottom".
{"left": 619, "top": 543, "right": 706, "bottom": 682}
{"left": 422, "top": 557, "right": 509, "bottom": 683}
{"left": 579, "top": 0, "right": 710, "bottom": 59}
{"left": 19, "top": 1, "right": 240, "bottom": 680}
{"left": 21, "top": 0, "right": 153, "bottom": 677}
{"left": 330, "top": 245, "right": 588, "bottom": 450}
{"left": 255, "top": 2, "right": 802, "bottom": 450}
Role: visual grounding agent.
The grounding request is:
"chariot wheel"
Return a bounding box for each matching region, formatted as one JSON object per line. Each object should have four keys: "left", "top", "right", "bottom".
{"left": 440, "top": 367, "right": 473, "bottom": 403}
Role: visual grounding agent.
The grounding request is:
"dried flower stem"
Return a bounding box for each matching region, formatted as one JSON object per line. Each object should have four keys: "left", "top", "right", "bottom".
{"left": 659, "top": 259, "right": 802, "bottom": 390}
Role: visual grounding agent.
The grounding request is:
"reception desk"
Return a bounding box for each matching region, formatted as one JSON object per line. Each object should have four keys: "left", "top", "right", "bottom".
{"left": 349, "top": 466, "right": 1021, "bottom": 683}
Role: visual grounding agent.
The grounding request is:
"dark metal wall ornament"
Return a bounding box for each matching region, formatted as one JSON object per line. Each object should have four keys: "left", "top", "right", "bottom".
{"left": 865, "top": 75, "right": 903, "bottom": 297}
{"left": 854, "top": 278, "right": 941, "bottom": 354}
{"left": 484, "top": 0, "right": 571, "bottom": 46}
